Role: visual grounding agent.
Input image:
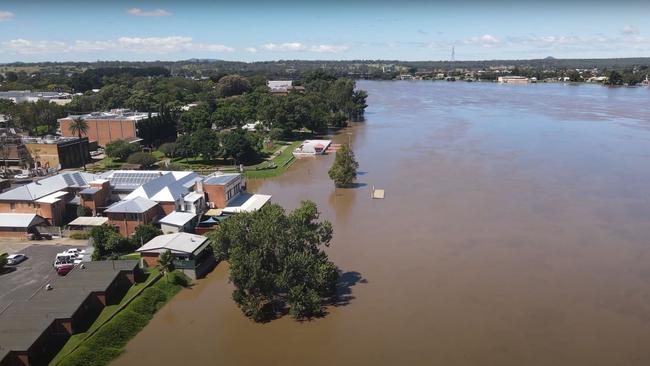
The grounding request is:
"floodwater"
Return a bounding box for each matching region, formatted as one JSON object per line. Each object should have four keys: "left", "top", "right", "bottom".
{"left": 114, "top": 81, "right": 650, "bottom": 366}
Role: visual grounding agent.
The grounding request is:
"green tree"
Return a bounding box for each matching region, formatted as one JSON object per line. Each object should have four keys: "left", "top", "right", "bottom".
{"left": 328, "top": 145, "right": 359, "bottom": 187}
{"left": 607, "top": 70, "right": 625, "bottom": 86}
{"left": 68, "top": 117, "right": 89, "bottom": 171}
{"left": 105, "top": 140, "right": 140, "bottom": 161}
{"left": 157, "top": 249, "right": 175, "bottom": 282}
{"left": 0, "top": 252, "right": 7, "bottom": 273}
{"left": 131, "top": 224, "right": 162, "bottom": 247}
{"left": 179, "top": 104, "right": 212, "bottom": 133}
{"left": 191, "top": 128, "right": 222, "bottom": 162}
{"left": 220, "top": 129, "right": 261, "bottom": 165}
{"left": 77, "top": 205, "right": 93, "bottom": 217}
{"left": 208, "top": 201, "right": 338, "bottom": 322}
{"left": 158, "top": 142, "right": 178, "bottom": 158}
{"left": 216, "top": 74, "right": 252, "bottom": 97}
{"left": 89, "top": 224, "right": 131, "bottom": 259}
{"left": 127, "top": 152, "right": 157, "bottom": 168}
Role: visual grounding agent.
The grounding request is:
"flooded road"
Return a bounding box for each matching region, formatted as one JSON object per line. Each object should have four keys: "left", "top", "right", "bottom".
{"left": 115, "top": 81, "right": 650, "bottom": 366}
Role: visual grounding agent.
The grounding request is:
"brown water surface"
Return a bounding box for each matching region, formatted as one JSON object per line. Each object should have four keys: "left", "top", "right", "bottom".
{"left": 114, "top": 81, "right": 650, "bottom": 366}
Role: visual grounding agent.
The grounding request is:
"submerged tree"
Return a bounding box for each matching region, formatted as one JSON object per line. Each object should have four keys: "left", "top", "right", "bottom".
{"left": 208, "top": 201, "right": 339, "bottom": 322}
{"left": 328, "top": 145, "right": 359, "bottom": 187}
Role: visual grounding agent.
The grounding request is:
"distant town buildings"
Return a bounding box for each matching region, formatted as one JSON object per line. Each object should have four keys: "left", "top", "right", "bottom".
{"left": 267, "top": 80, "right": 305, "bottom": 95}
{"left": 58, "top": 109, "right": 157, "bottom": 146}
{"left": 0, "top": 90, "right": 73, "bottom": 105}
{"left": 497, "top": 76, "right": 530, "bottom": 84}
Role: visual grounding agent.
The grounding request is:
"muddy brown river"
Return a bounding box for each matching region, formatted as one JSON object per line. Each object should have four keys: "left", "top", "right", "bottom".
{"left": 114, "top": 81, "right": 650, "bottom": 366}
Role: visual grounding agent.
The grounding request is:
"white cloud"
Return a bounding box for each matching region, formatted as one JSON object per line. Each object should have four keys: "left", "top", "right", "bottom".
{"left": 621, "top": 25, "right": 639, "bottom": 35}
{"left": 245, "top": 47, "right": 258, "bottom": 53}
{"left": 309, "top": 44, "right": 349, "bottom": 53}
{"left": 262, "top": 42, "right": 306, "bottom": 51}
{"left": 0, "top": 10, "right": 15, "bottom": 21}
{"left": 126, "top": 8, "right": 171, "bottom": 17}
{"left": 464, "top": 34, "right": 501, "bottom": 47}
{"left": 259, "top": 42, "right": 348, "bottom": 53}
{"left": 2, "top": 36, "right": 234, "bottom": 55}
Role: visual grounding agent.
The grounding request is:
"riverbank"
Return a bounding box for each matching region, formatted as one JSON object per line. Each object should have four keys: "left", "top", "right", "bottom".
{"left": 51, "top": 270, "right": 188, "bottom": 366}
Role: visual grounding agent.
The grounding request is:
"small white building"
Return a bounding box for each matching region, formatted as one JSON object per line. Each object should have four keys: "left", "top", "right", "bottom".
{"left": 293, "top": 140, "right": 332, "bottom": 156}
{"left": 222, "top": 192, "right": 272, "bottom": 214}
{"left": 158, "top": 211, "right": 197, "bottom": 233}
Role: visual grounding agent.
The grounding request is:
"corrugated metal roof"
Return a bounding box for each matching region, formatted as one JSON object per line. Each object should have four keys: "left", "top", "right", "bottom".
{"left": 136, "top": 233, "right": 207, "bottom": 255}
{"left": 68, "top": 216, "right": 109, "bottom": 226}
{"left": 223, "top": 193, "right": 272, "bottom": 214}
{"left": 204, "top": 173, "right": 240, "bottom": 185}
{"left": 104, "top": 196, "right": 158, "bottom": 213}
{"left": 0, "top": 171, "right": 99, "bottom": 201}
{"left": 158, "top": 211, "right": 196, "bottom": 227}
{"left": 0, "top": 213, "right": 45, "bottom": 228}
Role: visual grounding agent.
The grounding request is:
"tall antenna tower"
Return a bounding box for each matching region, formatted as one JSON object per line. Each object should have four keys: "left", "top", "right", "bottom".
{"left": 451, "top": 46, "right": 455, "bottom": 62}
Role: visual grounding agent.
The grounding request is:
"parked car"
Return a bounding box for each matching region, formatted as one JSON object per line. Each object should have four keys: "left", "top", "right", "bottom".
{"left": 62, "top": 248, "right": 86, "bottom": 256}
{"left": 13, "top": 174, "right": 30, "bottom": 179}
{"left": 6, "top": 254, "right": 27, "bottom": 265}
{"left": 56, "top": 264, "right": 75, "bottom": 276}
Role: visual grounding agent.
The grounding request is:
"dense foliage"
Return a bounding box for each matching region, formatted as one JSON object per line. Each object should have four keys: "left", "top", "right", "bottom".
{"left": 126, "top": 152, "right": 157, "bottom": 168}
{"left": 328, "top": 145, "right": 359, "bottom": 187}
{"left": 0, "top": 99, "right": 66, "bottom": 135}
{"left": 89, "top": 225, "right": 134, "bottom": 260}
{"left": 105, "top": 140, "right": 140, "bottom": 161}
{"left": 76, "top": 205, "right": 92, "bottom": 217}
{"left": 131, "top": 224, "right": 163, "bottom": 247}
{"left": 209, "top": 201, "right": 339, "bottom": 321}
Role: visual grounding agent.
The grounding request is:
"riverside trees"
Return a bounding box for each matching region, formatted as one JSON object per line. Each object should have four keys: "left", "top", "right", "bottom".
{"left": 208, "top": 201, "right": 339, "bottom": 322}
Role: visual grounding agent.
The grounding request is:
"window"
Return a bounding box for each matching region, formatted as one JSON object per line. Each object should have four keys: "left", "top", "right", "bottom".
{"left": 10, "top": 203, "right": 16, "bottom": 211}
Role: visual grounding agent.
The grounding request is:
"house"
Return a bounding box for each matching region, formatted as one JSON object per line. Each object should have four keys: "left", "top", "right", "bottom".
{"left": 0, "top": 90, "right": 72, "bottom": 105}
{"left": 136, "top": 233, "right": 212, "bottom": 279}
{"left": 104, "top": 196, "right": 161, "bottom": 236}
{"left": 0, "top": 171, "right": 99, "bottom": 226}
{"left": 158, "top": 211, "right": 197, "bottom": 233}
{"left": 58, "top": 109, "right": 158, "bottom": 146}
{"left": 0, "top": 213, "right": 48, "bottom": 238}
{"left": 0, "top": 260, "right": 138, "bottom": 366}
{"left": 267, "top": 80, "right": 304, "bottom": 95}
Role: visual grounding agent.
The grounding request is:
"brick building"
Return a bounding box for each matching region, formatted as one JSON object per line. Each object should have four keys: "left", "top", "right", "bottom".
{"left": 23, "top": 136, "right": 91, "bottom": 170}
{"left": 58, "top": 109, "right": 157, "bottom": 146}
{"left": 104, "top": 196, "right": 161, "bottom": 236}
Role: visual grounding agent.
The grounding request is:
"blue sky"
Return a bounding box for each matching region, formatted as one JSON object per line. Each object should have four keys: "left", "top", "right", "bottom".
{"left": 0, "top": 0, "right": 649, "bottom": 62}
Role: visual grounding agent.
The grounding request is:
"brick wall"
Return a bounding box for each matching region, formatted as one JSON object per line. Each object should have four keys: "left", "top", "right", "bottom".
{"left": 59, "top": 118, "right": 137, "bottom": 147}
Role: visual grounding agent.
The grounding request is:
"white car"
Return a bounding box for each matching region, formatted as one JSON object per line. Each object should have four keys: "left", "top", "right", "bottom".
{"left": 6, "top": 254, "right": 27, "bottom": 265}
{"left": 61, "top": 248, "right": 85, "bottom": 257}
{"left": 13, "top": 174, "right": 30, "bottom": 179}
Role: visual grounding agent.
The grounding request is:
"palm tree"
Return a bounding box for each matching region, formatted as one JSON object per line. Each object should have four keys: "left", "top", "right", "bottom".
{"left": 157, "top": 249, "right": 174, "bottom": 282}
{"left": 68, "top": 117, "right": 89, "bottom": 171}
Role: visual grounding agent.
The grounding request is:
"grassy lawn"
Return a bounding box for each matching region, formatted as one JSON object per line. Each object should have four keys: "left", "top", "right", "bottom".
{"left": 118, "top": 252, "right": 140, "bottom": 260}
{"left": 87, "top": 157, "right": 124, "bottom": 173}
{"left": 50, "top": 269, "right": 184, "bottom": 365}
{"left": 244, "top": 140, "right": 301, "bottom": 179}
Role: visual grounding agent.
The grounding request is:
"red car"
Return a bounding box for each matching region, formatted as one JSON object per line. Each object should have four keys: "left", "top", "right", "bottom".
{"left": 56, "top": 264, "right": 75, "bottom": 276}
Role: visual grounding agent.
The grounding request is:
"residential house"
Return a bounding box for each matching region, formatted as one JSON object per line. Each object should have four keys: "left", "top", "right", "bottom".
{"left": 136, "top": 233, "right": 212, "bottom": 279}
{"left": 158, "top": 211, "right": 197, "bottom": 233}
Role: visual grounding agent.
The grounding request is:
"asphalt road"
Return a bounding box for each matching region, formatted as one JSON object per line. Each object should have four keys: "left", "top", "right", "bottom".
{"left": 0, "top": 244, "right": 91, "bottom": 312}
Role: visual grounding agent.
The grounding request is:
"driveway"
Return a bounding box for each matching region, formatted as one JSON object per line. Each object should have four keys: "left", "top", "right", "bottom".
{"left": 0, "top": 244, "right": 91, "bottom": 313}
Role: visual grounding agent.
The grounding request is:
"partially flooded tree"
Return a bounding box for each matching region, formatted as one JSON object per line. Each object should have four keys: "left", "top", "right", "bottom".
{"left": 208, "top": 201, "right": 338, "bottom": 322}
{"left": 328, "top": 145, "right": 359, "bottom": 187}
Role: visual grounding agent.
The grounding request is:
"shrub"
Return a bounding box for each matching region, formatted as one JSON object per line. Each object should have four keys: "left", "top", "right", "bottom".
{"left": 126, "top": 152, "right": 157, "bottom": 168}
{"left": 157, "top": 142, "right": 178, "bottom": 158}
{"left": 105, "top": 140, "right": 139, "bottom": 161}
{"left": 76, "top": 205, "right": 92, "bottom": 217}
{"left": 69, "top": 231, "right": 89, "bottom": 240}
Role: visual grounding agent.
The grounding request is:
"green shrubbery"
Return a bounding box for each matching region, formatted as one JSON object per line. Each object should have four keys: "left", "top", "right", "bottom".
{"left": 69, "top": 232, "right": 90, "bottom": 240}
{"left": 57, "top": 272, "right": 188, "bottom": 366}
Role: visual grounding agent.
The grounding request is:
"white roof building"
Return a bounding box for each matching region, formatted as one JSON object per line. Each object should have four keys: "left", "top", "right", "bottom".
{"left": 0, "top": 213, "right": 47, "bottom": 229}
{"left": 136, "top": 233, "right": 208, "bottom": 256}
{"left": 223, "top": 193, "right": 272, "bottom": 214}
